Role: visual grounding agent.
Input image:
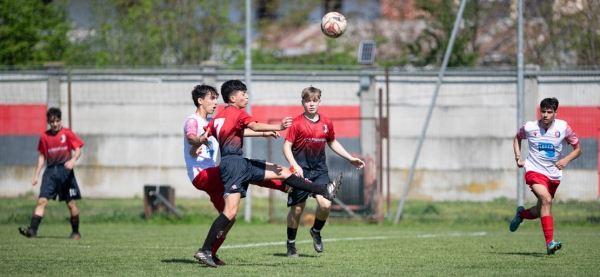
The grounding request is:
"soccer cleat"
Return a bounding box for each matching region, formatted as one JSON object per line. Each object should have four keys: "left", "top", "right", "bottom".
{"left": 547, "top": 240, "right": 562, "bottom": 255}
{"left": 509, "top": 206, "right": 525, "bottom": 232}
{"left": 69, "top": 232, "right": 81, "bottom": 239}
{"left": 213, "top": 255, "right": 226, "bottom": 266}
{"left": 286, "top": 241, "right": 299, "bottom": 258}
{"left": 324, "top": 173, "right": 343, "bottom": 201}
{"left": 310, "top": 228, "right": 324, "bottom": 253}
{"left": 18, "top": 227, "right": 36, "bottom": 238}
{"left": 194, "top": 248, "right": 217, "bottom": 268}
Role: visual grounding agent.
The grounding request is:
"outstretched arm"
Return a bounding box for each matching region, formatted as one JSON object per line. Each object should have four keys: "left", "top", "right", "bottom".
{"left": 244, "top": 129, "right": 280, "bottom": 138}
{"left": 247, "top": 117, "right": 292, "bottom": 132}
{"left": 328, "top": 139, "right": 365, "bottom": 169}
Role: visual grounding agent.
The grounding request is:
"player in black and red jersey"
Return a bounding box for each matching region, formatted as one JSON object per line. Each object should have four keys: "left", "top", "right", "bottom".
{"left": 283, "top": 86, "right": 365, "bottom": 257}
{"left": 193, "top": 80, "right": 343, "bottom": 268}
{"left": 19, "top": 107, "right": 84, "bottom": 239}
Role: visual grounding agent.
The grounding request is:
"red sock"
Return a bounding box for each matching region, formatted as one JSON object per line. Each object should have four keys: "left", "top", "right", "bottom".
{"left": 255, "top": 180, "right": 286, "bottom": 192}
{"left": 541, "top": 216, "right": 553, "bottom": 246}
{"left": 211, "top": 236, "right": 226, "bottom": 255}
{"left": 519, "top": 209, "right": 534, "bottom": 220}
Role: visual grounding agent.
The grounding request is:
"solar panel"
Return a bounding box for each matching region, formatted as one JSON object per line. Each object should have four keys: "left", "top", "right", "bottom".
{"left": 357, "top": 40, "right": 376, "bottom": 64}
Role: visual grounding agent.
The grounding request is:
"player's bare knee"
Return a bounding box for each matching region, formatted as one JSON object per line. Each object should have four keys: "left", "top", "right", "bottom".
{"left": 37, "top": 198, "right": 48, "bottom": 207}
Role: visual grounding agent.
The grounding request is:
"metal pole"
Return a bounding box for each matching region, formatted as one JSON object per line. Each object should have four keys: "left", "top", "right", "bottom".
{"left": 394, "top": 0, "right": 468, "bottom": 225}
{"left": 68, "top": 67, "right": 72, "bottom": 129}
{"left": 516, "top": 0, "right": 525, "bottom": 207}
{"left": 244, "top": 0, "right": 253, "bottom": 223}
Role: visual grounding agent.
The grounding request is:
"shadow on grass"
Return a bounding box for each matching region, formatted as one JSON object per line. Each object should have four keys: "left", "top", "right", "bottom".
{"left": 272, "top": 253, "right": 318, "bottom": 258}
{"left": 161, "top": 258, "right": 197, "bottom": 264}
{"left": 493, "top": 252, "right": 547, "bottom": 257}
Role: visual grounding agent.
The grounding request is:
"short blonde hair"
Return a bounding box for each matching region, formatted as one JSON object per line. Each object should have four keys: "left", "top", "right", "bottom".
{"left": 301, "top": 86, "right": 322, "bottom": 101}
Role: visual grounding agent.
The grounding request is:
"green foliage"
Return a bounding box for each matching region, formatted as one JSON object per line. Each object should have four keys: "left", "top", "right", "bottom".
{"left": 65, "top": 0, "right": 243, "bottom": 66}
{"left": 406, "top": 0, "right": 482, "bottom": 67}
{"left": 0, "top": 0, "right": 71, "bottom": 66}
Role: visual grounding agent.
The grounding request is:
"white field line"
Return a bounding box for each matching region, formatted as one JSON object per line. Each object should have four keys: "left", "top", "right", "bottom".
{"left": 221, "top": 232, "right": 487, "bottom": 249}
{"left": 8, "top": 231, "right": 487, "bottom": 250}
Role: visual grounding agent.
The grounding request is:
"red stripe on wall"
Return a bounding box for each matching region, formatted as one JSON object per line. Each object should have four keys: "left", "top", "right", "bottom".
{"left": 217, "top": 105, "right": 361, "bottom": 138}
{"left": 538, "top": 106, "right": 599, "bottom": 138}
{"left": 0, "top": 105, "right": 47, "bottom": 135}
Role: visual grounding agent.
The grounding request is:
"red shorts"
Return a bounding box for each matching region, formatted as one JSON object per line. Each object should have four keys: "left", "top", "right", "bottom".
{"left": 192, "top": 166, "right": 225, "bottom": 212}
{"left": 525, "top": 171, "right": 561, "bottom": 198}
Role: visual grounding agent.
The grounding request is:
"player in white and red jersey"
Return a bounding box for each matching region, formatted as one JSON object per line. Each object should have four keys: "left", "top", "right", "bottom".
{"left": 510, "top": 97, "right": 582, "bottom": 255}
{"left": 283, "top": 86, "right": 364, "bottom": 257}
{"left": 19, "top": 107, "right": 84, "bottom": 240}
{"left": 192, "top": 80, "right": 342, "bottom": 268}
{"left": 184, "top": 84, "right": 293, "bottom": 266}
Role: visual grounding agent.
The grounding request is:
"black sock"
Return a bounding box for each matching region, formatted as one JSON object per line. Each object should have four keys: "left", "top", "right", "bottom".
{"left": 284, "top": 175, "right": 327, "bottom": 195}
{"left": 30, "top": 215, "right": 42, "bottom": 232}
{"left": 312, "top": 218, "right": 326, "bottom": 232}
{"left": 71, "top": 215, "right": 79, "bottom": 233}
{"left": 202, "top": 214, "right": 231, "bottom": 251}
{"left": 287, "top": 227, "right": 298, "bottom": 242}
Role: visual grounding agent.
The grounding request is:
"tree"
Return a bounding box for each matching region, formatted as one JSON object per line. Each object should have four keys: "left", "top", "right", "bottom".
{"left": 66, "top": 0, "right": 243, "bottom": 66}
{"left": 405, "top": 0, "right": 485, "bottom": 67}
{"left": 0, "top": 0, "right": 71, "bottom": 66}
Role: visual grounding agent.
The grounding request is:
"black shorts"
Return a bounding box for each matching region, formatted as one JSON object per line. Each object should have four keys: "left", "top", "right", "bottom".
{"left": 39, "top": 165, "right": 82, "bottom": 202}
{"left": 287, "top": 169, "right": 330, "bottom": 207}
{"left": 219, "top": 155, "right": 266, "bottom": 199}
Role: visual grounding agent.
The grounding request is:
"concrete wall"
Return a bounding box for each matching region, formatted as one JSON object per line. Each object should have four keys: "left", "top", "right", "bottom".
{"left": 1, "top": 69, "right": 598, "bottom": 201}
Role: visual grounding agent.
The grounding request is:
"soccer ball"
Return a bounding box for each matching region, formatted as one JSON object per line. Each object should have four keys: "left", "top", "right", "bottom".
{"left": 321, "top": 12, "right": 347, "bottom": 38}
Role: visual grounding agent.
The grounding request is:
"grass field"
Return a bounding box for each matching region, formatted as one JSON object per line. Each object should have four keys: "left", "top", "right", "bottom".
{"left": 1, "top": 198, "right": 599, "bottom": 276}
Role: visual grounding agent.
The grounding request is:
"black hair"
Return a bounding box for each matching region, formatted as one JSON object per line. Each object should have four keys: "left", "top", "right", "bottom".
{"left": 540, "top": 97, "right": 559, "bottom": 111}
{"left": 46, "top": 107, "right": 61, "bottom": 121}
{"left": 220, "top": 80, "right": 247, "bottom": 104}
{"left": 191, "top": 84, "right": 219, "bottom": 108}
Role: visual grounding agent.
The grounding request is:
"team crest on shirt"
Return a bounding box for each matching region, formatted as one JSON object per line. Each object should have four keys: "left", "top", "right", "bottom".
{"left": 554, "top": 131, "right": 560, "bottom": 138}
{"left": 533, "top": 132, "right": 537, "bottom": 136}
{"left": 61, "top": 134, "right": 66, "bottom": 143}
{"left": 323, "top": 124, "right": 328, "bottom": 133}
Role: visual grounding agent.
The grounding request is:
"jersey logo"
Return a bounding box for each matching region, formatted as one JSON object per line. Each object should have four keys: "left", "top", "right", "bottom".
{"left": 538, "top": 142, "right": 555, "bottom": 158}
{"left": 61, "top": 134, "right": 66, "bottom": 143}
{"left": 323, "top": 124, "right": 328, "bottom": 133}
{"left": 533, "top": 132, "right": 537, "bottom": 136}
{"left": 554, "top": 131, "right": 561, "bottom": 138}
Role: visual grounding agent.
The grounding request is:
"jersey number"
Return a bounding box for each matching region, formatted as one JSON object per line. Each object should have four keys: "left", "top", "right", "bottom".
{"left": 212, "top": 118, "right": 225, "bottom": 140}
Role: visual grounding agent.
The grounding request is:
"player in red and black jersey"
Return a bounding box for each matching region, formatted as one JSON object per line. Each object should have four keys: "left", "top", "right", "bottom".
{"left": 19, "top": 107, "right": 84, "bottom": 239}
{"left": 193, "top": 80, "right": 343, "bottom": 268}
{"left": 283, "top": 86, "right": 365, "bottom": 257}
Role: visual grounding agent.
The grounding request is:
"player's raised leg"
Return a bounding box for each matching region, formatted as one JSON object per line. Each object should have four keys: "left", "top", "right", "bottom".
{"left": 263, "top": 162, "right": 342, "bottom": 200}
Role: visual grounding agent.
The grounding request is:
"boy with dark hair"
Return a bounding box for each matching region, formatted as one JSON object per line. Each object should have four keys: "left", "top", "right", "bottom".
{"left": 283, "top": 86, "right": 365, "bottom": 257}
{"left": 19, "top": 107, "right": 84, "bottom": 239}
{"left": 510, "top": 97, "right": 582, "bottom": 255}
{"left": 193, "top": 80, "right": 342, "bottom": 268}
{"left": 184, "top": 84, "right": 291, "bottom": 265}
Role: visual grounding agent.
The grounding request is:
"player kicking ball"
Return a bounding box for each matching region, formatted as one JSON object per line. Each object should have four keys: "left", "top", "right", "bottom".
{"left": 509, "top": 97, "right": 582, "bottom": 255}
{"left": 184, "top": 84, "right": 293, "bottom": 265}
{"left": 193, "top": 80, "right": 342, "bottom": 268}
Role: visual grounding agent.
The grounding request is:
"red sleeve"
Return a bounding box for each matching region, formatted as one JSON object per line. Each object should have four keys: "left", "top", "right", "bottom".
{"left": 285, "top": 120, "right": 297, "bottom": 143}
{"left": 564, "top": 124, "right": 580, "bottom": 146}
{"left": 67, "top": 129, "right": 84, "bottom": 149}
{"left": 37, "top": 135, "right": 46, "bottom": 156}
{"left": 516, "top": 125, "right": 526, "bottom": 140}
{"left": 237, "top": 109, "right": 257, "bottom": 129}
{"left": 327, "top": 119, "right": 336, "bottom": 142}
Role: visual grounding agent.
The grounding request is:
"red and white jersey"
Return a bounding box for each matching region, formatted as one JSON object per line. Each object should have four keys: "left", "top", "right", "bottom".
{"left": 37, "top": 127, "right": 84, "bottom": 167}
{"left": 183, "top": 114, "right": 219, "bottom": 182}
{"left": 517, "top": 119, "right": 579, "bottom": 180}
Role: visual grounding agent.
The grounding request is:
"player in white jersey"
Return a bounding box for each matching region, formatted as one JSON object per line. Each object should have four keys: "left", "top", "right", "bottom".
{"left": 184, "top": 84, "right": 290, "bottom": 265}
{"left": 509, "top": 97, "right": 582, "bottom": 255}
